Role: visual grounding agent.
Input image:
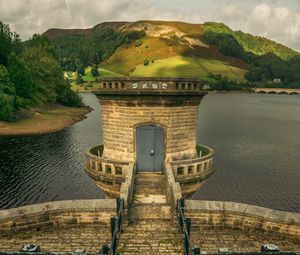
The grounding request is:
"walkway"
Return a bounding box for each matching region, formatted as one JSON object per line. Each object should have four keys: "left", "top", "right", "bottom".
{"left": 0, "top": 225, "right": 110, "bottom": 253}
{"left": 129, "top": 172, "right": 171, "bottom": 220}
{"left": 119, "top": 172, "right": 183, "bottom": 254}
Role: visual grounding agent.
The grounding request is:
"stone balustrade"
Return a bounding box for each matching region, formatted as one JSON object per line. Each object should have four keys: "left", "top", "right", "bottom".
{"left": 0, "top": 199, "right": 116, "bottom": 234}
{"left": 170, "top": 145, "right": 215, "bottom": 197}
{"left": 85, "top": 145, "right": 134, "bottom": 197}
{"left": 96, "top": 77, "right": 204, "bottom": 91}
{"left": 186, "top": 200, "right": 300, "bottom": 239}
{"left": 164, "top": 163, "right": 182, "bottom": 209}
{"left": 120, "top": 162, "right": 136, "bottom": 209}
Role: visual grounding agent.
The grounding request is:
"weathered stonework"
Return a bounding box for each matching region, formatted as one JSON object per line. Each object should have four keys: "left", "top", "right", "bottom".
{"left": 101, "top": 104, "right": 199, "bottom": 161}
{"left": 0, "top": 200, "right": 299, "bottom": 253}
{"left": 85, "top": 77, "right": 214, "bottom": 198}
{"left": 0, "top": 199, "right": 116, "bottom": 234}
{"left": 185, "top": 200, "right": 300, "bottom": 239}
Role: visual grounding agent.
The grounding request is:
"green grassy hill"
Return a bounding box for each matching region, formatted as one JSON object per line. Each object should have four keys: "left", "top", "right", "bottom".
{"left": 130, "top": 56, "right": 246, "bottom": 81}
{"left": 44, "top": 20, "right": 300, "bottom": 87}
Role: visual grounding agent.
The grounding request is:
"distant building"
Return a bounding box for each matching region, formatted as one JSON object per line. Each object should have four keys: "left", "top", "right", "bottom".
{"left": 63, "top": 72, "right": 70, "bottom": 80}
{"left": 273, "top": 78, "right": 282, "bottom": 83}
{"left": 203, "top": 84, "right": 211, "bottom": 90}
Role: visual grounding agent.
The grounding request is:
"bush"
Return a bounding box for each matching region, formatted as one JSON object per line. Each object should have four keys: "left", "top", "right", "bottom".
{"left": 76, "top": 74, "right": 83, "bottom": 84}
{"left": 0, "top": 92, "right": 14, "bottom": 121}
{"left": 77, "top": 66, "right": 85, "bottom": 76}
{"left": 144, "top": 58, "right": 149, "bottom": 66}
{"left": 91, "top": 64, "right": 99, "bottom": 77}
{"left": 135, "top": 40, "right": 142, "bottom": 47}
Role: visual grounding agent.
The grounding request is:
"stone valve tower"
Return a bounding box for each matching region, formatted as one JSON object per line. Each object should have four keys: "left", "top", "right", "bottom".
{"left": 85, "top": 77, "right": 214, "bottom": 198}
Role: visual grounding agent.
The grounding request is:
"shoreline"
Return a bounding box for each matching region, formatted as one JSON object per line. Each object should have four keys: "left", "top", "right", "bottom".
{"left": 0, "top": 105, "right": 92, "bottom": 136}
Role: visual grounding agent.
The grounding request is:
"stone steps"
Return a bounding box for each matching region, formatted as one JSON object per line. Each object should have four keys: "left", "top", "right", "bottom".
{"left": 131, "top": 172, "right": 170, "bottom": 220}
{"left": 129, "top": 204, "right": 172, "bottom": 220}
{"left": 118, "top": 220, "right": 183, "bottom": 255}
{"left": 134, "top": 173, "right": 165, "bottom": 195}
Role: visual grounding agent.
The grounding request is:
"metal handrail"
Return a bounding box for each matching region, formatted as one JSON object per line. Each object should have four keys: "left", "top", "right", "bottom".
{"left": 110, "top": 197, "right": 124, "bottom": 255}
{"left": 177, "top": 198, "right": 200, "bottom": 255}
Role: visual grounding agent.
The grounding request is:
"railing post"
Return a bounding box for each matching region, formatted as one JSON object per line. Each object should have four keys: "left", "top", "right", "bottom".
{"left": 185, "top": 218, "right": 191, "bottom": 255}
{"left": 101, "top": 244, "right": 110, "bottom": 255}
{"left": 179, "top": 198, "right": 185, "bottom": 215}
{"left": 186, "top": 218, "right": 191, "bottom": 237}
{"left": 184, "top": 234, "right": 189, "bottom": 255}
{"left": 111, "top": 217, "right": 116, "bottom": 239}
{"left": 178, "top": 213, "right": 183, "bottom": 234}
{"left": 193, "top": 246, "right": 201, "bottom": 255}
{"left": 109, "top": 198, "right": 124, "bottom": 255}
{"left": 111, "top": 237, "right": 116, "bottom": 255}
{"left": 116, "top": 197, "right": 121, "bottom": 215}
{"left": 177, "top": 200, "right": 183, "bottom": 234}
{"left": 118, "top": 214, "right": 122, "bottom": 232}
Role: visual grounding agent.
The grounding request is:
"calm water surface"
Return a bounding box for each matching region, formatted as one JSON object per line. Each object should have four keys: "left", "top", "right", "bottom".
{"left": 0, "top": 93, "right": 299, "bottom": 212}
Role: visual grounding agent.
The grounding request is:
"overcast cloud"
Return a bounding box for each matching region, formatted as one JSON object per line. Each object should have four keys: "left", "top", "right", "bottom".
{"left": 0, "top": 0, "right": 299, "bottom": 51}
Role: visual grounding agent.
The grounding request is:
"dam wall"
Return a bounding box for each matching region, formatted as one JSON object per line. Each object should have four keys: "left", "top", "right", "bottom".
{"left": 186, "top": 200, "right": 300, "bottom": 239}
{"left": 0, "top": 199, "right": 116, "bottom": 233}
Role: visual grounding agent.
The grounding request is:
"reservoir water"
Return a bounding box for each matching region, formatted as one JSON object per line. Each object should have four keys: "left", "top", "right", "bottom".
{"left": 0, "top": 93, "right": 299, "bottom": 212}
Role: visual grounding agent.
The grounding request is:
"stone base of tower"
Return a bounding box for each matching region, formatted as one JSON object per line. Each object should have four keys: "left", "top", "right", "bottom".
{"left": 85, "top": 144, "right": 214, "bottom": 198}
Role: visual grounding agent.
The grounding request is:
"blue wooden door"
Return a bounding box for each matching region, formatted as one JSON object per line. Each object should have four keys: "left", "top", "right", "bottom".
{"left": 136, "top": 125, "right": 164, "bottom": 172}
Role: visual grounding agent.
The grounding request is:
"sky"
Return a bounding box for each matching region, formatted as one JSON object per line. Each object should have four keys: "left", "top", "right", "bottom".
{"left": 0, "top": 0, "right": 300, "bottom": 51}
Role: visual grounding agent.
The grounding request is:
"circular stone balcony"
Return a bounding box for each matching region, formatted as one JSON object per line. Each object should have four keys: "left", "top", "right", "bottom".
{"left": 85, "top": 144, "right": 214, "bottom": 198}
{"left": 170, "top": 145, "right": 215, "bottom": 197}
{"left": 85, "top": 145, "right": 131, "bottom": 198}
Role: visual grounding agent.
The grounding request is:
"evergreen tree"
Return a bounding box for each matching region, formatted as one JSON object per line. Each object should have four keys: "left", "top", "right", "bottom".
{"left": 8, "top": 53, "right": 34, "bottom": 100}
{"left": 91, "top": 64, "right": 99, "bottom": 77}
{"left": 0, "top": 65, "right": 15, "bottom": 120}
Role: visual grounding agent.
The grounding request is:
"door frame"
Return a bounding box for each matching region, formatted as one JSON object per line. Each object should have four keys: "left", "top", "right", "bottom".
{"left": 133, "top": 121, "right": 166, "bottom": 171}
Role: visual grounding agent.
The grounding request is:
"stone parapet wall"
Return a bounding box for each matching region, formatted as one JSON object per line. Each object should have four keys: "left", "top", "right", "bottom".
{"left": 186, "top": 200, "right": 300, "bottom": 239}
{"left": 164, "top": 163, "right": 182, "bottom": 209}
{"left": 85, "top": 145, "right": 135, "bottom": 197}
{"left": 120, "top": 162, "right": 136, "bottom": 209}
{"left": 163, "top": 146, "right": 214, "bottom": 197}
{"left": 0, "top": 199, "right": 116, "bottom": 234}
{"left": 96, "top": 77, "right": 203, "bottom": 92}
{"left": 171, "top": 145, "right": 214, "bottom": 179}
{"left": 101, "top": 104, "right": 199, "bottom": 161}
{"left": 86, "top": 145, "right": 130, "bottom": 177}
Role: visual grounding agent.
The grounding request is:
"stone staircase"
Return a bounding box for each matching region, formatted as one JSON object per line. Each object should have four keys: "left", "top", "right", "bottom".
{"left": 129, "top": 172, "right": 171, "bottom": 220}
{"left": 118, "top": 219, "right": 183, "bottom": 255}
{"left": 118, "top": 172, "right": 183, "bottom": 254}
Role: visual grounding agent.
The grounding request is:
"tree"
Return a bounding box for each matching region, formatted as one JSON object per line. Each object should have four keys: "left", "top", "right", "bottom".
{"left": 8, "top": 53, "right": 33, "bottom": 100}
{"left": 75, "top": 59, "right": 85, "bottom": 75}
{"left": 76, "top": 74, "right": 83, "bottom": 84}
{"left": 144, "top": 58, "right": 149, "bottom": 66}
{"left": 21, "top": 34, "right": 83, "bottom": 106}
{"left": 0, "top": 65, "right": 15, "bottom": 120}
{"left": 55, "top": 79, "right": 83, "bottom": 107}
{"left": 0, "top": 22, "right": 83, "bottom": 121}
{"left": 135, "top": 40, "right": 142, "bottom": 47}
{"left": 91, "top": 64, "right": 99, "bottom": 77}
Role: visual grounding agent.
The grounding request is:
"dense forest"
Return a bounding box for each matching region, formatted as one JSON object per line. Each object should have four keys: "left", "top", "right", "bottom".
{"left": 202, "top": 22, "right": 300, "bottom": 87}
{"left": 0, "top": 21, "right": 82, "bottom": 121}
{"left": 51, "top": 29, "right": 146, "bottom": 72}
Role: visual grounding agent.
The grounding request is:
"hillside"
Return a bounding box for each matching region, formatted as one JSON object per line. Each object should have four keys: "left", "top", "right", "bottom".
{"left": 43, "top": 20, "right": 300, "bottom": 86}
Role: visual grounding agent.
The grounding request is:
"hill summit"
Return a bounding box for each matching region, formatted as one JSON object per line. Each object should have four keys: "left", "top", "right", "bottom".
{"left": 43, "top": 20, "right": 300, "bottom": 86}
